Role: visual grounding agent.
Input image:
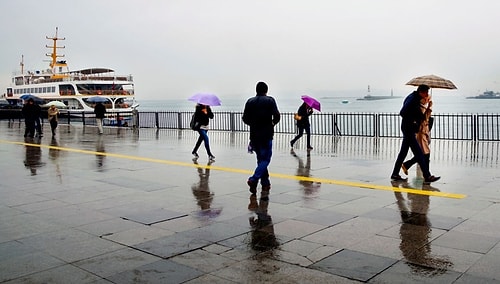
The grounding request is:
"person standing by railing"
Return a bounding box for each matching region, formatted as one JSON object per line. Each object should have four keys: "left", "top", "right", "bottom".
{"left": 391, "top": 84, "right": 440, "bottom": 183}
{"left": 243, "top": 82, "right": 281, "bottom": 194}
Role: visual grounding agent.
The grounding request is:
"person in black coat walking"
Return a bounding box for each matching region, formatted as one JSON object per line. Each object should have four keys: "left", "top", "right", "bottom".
{"left": 242, "top": 82, "right": 281, "bottom": 194}
{"left": 94, "top": 102, "right": 106, "bottom": 134}
{"left": 22, "top": 98, "right": 37, "bottom": 138}
{"left": 391, "top": 84, "right": 440, "bottom": 183}
{"left": 290, "top": 102, "right": 314, "bottom": 150}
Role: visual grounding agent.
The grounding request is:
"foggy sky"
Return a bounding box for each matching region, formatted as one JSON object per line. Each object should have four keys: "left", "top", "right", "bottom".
{"left": 1, "top": 0, "right": 499, "bottom": 101}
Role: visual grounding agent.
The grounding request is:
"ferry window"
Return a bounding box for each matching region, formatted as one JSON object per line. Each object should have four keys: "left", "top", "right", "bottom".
{"left": 30, "top": 88, "right": 34, "bottom": 93}
{"left": 42, "top": 87, "right": 47, "bottom": 93}
{"left": 59, "top": 84, "right": 75, "bottom": 96}
{"left": 38, "top": 87, "right": 42, "bottom": 93}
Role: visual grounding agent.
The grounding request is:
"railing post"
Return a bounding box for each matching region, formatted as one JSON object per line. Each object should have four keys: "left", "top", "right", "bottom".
{"left": 177, "top": 112, "right": 182, "bottom": 129}
{"left": 230, "top": 112, "right": 235, "bottom": 132}
{"left": 473, "top": 114, "right": 477, "bottom": 142}
{"left": 82, "top": 112, "right": 86, "bottom": 126}
{"left": 155, "top": 112, "right": 159, "bottom": 129}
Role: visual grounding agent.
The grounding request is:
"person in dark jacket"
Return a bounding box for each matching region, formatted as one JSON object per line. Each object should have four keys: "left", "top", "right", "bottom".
{"left": 192, "top": 104, "right": 215, "bottom": 161}
{"left": 242, "top": 82, "right": 281, "bottom": 194}
{"left": 22, "top": 98, "right": 37, "bottom": 138}
{"left": 290, "top": 102, "right": 314, "bottom": 150}
{"left": 34, "top": 102, "right": 43, "bottom": 137}
{"left": 391, "top": 84, "right": 440, "bottom": 183}
{"left": 94, "top": 102, "right": 106, "bottom": 134}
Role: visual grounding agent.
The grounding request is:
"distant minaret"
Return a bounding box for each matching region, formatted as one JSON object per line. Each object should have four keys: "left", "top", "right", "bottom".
{"left": 367, "top": 85, "right": 371, "bottom": 97}
{"left": 391, "top": 88, "right": 393, "bottom": 97}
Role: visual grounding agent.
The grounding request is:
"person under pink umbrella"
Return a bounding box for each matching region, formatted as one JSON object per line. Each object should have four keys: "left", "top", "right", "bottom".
{"left": 290, "top": 95, "right": 320, "bottom": 150}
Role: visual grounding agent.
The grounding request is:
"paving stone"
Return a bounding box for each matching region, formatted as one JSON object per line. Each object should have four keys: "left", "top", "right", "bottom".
{"left": 310, "top": 249, "right": 398, "bottom": 282}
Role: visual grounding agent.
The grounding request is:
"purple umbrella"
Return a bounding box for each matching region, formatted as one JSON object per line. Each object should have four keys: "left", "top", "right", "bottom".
{"left": 301, "top": 95, "right": 321, "bottom": 111}
{"left": 188, "top": 93, "right": 221, "bottom": 106}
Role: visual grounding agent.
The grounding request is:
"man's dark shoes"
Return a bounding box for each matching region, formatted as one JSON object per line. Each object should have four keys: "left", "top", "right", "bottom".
{"left": 247, "top": 179, "right": 257, "bottom": 194}
{"left": 424, "top": 175, "right": 441, "bottom": 183}
{"left": 391, "top": 174, "right": 407, "bottom": 181}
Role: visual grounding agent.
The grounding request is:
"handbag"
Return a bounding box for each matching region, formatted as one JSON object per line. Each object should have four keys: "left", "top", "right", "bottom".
{"left": 294, "top": 113, "right": 302, "bottom": 121}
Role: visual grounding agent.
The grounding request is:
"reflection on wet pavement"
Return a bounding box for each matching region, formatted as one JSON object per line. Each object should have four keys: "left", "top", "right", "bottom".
{"left": 393, "top": 180, "right": 453, "bottom": 275}
{"left": 48, "top": 137, "right": 62, "bottom": 182}
{"left": 192, "top": 159, "right": 222, "bottom": 219}
{"left": 95, "top": 135, "right": 105, "bottom": 170}
{"left": 23, "top": 137, "right": 45, "bottom": 175}
{"left": 248, "top": 192, "right": 279, "bottom": 252}
{"left": 290, "top": 149, "right": 321, "bottom": 196}
{"left": 2, "top": 122, "right": 500, "bottom": 283}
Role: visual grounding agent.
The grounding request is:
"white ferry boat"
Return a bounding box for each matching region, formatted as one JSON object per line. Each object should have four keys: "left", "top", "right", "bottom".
{"left": 466, "top": 90, "right": 500, "bottom": 99}
{"left": 4, "top": 28, "right": 138, "bottom": 125}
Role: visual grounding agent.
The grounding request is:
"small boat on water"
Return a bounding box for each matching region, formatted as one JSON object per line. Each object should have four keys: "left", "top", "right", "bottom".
{"left": 466, "top": 90, "right": 500, "bottom": 99}
{"left": 3, "top": 28, "right": 138, "bottom": 125}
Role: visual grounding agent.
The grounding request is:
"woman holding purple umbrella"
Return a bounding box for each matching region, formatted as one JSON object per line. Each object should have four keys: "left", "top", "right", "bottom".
{"left": 290, "top": 102, "right": 314, "bottom": 150}
{"left": 192, "top": 104, "right": 215, "bottom": 161}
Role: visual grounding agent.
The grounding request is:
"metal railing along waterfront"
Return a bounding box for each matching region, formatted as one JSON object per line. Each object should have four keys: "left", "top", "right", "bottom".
{"left": 2, "top": 109, "right": 500, "bottom": 141}
{"left": 135, "top": 111, "right": 500, "bottom": 142}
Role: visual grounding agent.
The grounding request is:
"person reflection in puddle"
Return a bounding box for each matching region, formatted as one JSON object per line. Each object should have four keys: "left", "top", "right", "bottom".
{"left": 95, "top": 135, "right": 105, "bottom": 170}
{"left": 49, "top": 137, "right": 62, "bottom": 182}
{"left": 290, "top": 149, "right": 321, "bottom": 196}
{"left": 391, "top": 180, "right": 452, "bottom": 274}
{"left": 24, "top": 137, "right": 45, "bottom": 175}
{"left": 192, "top": 160, "right": 221, "bottom": 218}
{"left": 248, "top": 191, "right": 279, "bottom": 251}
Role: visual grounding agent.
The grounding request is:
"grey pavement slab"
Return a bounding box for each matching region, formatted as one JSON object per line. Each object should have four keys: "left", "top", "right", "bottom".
{"left": 1, "top": 121, "right": 500, "bottom": 283}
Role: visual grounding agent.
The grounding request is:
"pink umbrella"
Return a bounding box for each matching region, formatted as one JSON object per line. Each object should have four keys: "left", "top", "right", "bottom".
{"left": 301, "top": 95, "right": 321, "bottom": 111}
{"left": 188, "top": 93, "right": 221, "bottom": 106}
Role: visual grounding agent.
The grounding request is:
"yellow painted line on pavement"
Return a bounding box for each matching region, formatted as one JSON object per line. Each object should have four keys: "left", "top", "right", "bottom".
{"left": 1, "top": 139, "right": 466, "bottom": 199}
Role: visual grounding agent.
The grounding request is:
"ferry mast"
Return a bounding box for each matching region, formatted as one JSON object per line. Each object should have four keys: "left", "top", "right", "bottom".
{"left": 45, "top": 27, "right": 68, "bottom": 78}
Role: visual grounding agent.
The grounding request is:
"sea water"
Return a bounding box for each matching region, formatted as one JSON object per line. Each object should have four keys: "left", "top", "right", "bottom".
{"left": 137, "top": 94, "right": 500, "bottom": 114}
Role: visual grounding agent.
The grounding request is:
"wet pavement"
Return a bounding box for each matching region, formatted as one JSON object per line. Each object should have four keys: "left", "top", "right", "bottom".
{"left": 1, "top": 120, "right": 500, "bottom": 283}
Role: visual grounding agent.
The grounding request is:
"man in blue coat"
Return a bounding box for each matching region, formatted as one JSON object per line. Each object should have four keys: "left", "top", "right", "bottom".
{"left": 243, "top": 82, "right": 281, "bottom": 194}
